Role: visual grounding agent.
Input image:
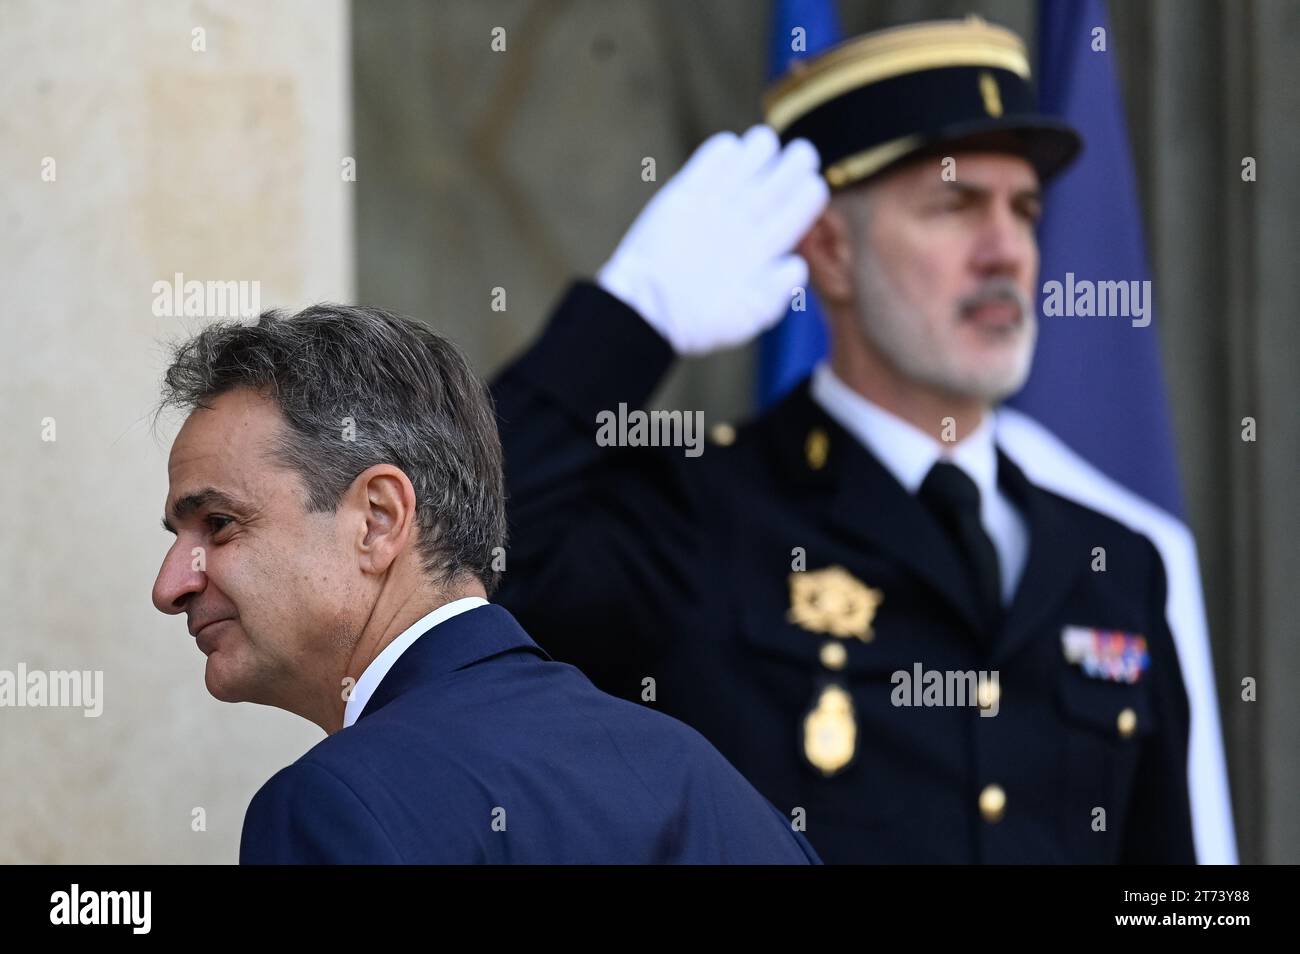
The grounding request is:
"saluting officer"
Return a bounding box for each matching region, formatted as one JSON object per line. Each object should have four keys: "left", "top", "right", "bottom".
{"left": 492, "top": 17, "right": 1194, "bottom": 864}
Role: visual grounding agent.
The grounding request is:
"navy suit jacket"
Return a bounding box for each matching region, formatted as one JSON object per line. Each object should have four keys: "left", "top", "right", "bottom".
{"left": 239, "top": 604, "right": 819, "bottom": 864}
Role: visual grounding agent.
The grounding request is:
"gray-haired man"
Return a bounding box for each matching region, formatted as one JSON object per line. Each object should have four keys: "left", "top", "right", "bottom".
{"left": 152, "top": 303, "right": 819, "bottom": 864}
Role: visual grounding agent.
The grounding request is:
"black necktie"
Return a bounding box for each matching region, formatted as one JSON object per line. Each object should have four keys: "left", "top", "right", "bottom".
{"left": 918, "top": 461, "right": 1002, "bottom": 637}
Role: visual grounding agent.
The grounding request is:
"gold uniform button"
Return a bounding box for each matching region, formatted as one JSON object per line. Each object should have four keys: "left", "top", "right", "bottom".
{"left": 805, "top": 427, "right": 829, "bottom": 470}
{"left": 819, "top": 641, "right": 848, "bottom": 671}
{"left": 979, "top": 784, "right": 1006, "bottom": 823}
{"left": 1117, "top": 707, "right": 1138, "bottom": 738}
{"left": 709, "top": 422, "right": 736, "bottom": 446}
{"left": 977, "top": 680, "right": 1000, "bottom": 710}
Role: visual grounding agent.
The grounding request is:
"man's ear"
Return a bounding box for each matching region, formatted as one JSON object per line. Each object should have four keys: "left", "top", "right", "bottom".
{"left": 349, "top": 465, "right": 418, "bottom": 576}
{"left": 795, "top": 203, "right": 856, "bottom": 307}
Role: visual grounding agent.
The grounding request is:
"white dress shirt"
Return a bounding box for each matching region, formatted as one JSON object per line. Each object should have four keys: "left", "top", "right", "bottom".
{"left": 342, "top": 596, "right": 489, "bottom": 729}
{"left": 810, "top": 363, "right": 1028, "bottom": 605}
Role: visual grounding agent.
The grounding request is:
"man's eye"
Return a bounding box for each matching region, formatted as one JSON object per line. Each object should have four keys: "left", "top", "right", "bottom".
{"left": 206, "top": 515, "right": 234, "bottom": 535}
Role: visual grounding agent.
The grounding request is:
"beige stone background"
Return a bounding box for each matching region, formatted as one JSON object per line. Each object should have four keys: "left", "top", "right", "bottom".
{"left": 0, "top": 0, "right": 350, "bottom": 862}
{"left": 2, "top": 0, "right": 1296, "bottom": 863}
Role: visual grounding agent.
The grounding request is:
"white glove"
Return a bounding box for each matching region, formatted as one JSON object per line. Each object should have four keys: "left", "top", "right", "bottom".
{"left": 596, "top": 124, "right": 829, "bottom": 356}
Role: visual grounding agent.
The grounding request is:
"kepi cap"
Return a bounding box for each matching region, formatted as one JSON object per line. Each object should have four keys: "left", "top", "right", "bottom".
{"left": 763, "top": 16, "right": 1083, "bottom": 189}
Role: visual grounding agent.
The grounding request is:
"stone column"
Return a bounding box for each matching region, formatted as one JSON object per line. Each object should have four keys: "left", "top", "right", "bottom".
{"left": 0, "top": 0, "right": 353, "bottom": 862}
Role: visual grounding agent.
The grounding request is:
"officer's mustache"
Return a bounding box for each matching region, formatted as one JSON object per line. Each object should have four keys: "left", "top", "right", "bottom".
{"left": 958, "top": 279, "right": 1032, "bottom": 326}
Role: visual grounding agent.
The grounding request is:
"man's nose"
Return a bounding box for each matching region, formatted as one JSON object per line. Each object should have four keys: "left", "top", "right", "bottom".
{"left": 152, "top": 540, "right": 206, "bottom": 615}
{"left": 971, "top": 203, "right": 1033, "bottom": 278}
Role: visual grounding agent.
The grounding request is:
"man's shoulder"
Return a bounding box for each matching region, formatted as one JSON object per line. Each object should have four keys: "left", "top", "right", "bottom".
{"left": 323, "top": 655, "right": 755, "bottom": 800}
{"left": 305, "top": 695, "right": 469, "bottom": 777}
{"left": 1031, "top": 479, "right": 1165, "bottom": 567}
{"left": 312, "top": 654, "right": 710, "bottom": 772}
{"left": 247, "top": 659, "right": 814, "bottom": 863}
{"left": 249, "top": 752, "right": 370, "bottom": 808}
{"left": 240, "top": 752, "right": 407, "bottom": 863}
{"left": 564, "top": 669, "right": 727, "bottom": 756}
{"left": 246, "top": 717, "right": 474, "bottom": 827}
{"left": 262, "top": 726, "right": 426, "bottom": 801}
{"left": 677, "top": 382, "right": 815, "bottom": 494}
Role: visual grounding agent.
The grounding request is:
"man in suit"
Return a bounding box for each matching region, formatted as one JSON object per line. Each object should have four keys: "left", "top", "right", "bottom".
{"left": 151, "top": 303, "right": 818, "bottom": 864}
{"left": 492, "top": 18, "right": 1196, "bottom": 863}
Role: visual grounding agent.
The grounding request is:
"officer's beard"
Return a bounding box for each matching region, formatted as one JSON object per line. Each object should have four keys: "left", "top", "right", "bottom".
{"left": 853, "top": 249, "right": 1037, "bottom": 406}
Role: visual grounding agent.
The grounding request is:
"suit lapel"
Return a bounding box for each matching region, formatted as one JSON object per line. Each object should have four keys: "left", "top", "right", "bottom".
{"left": 765, "top": 381, "right": 988, "bottom": 637}
{"left": 763, "top": 383, "right": 1091, "bottom": 654}
{"left": 994, "top": 451, "right": 1089, "bottom": 663}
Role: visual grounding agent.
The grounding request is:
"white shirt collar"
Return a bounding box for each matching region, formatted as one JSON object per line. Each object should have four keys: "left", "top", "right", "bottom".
{"left": 342, "top": 596, "right": 489, "bottom": 729}
{"left": 809, "top": 362, "right": 999, "bottom": 502}
{"left": 809, "top": 364, "right": 1027, "bottom": 607}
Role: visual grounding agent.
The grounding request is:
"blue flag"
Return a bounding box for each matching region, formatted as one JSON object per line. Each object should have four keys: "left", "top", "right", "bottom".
{"left": 1008, "top": 0, "right": 1182, "bottom": 515}
{"left": 757, "top": 0, "right": 839, "bottom": 407}
{"left": 999, "top": 0, "right": 1235, "bottom": 863}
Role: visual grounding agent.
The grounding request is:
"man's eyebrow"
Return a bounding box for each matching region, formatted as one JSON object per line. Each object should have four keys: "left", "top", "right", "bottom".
{"left": 165, "top": 488, "right": 252, "bottom": 527}
{"left": 941, "top": 181, "right": 988, "bottom": 197}
{"left": 938, "top": 182, "right": 1042, "bottom": 203}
